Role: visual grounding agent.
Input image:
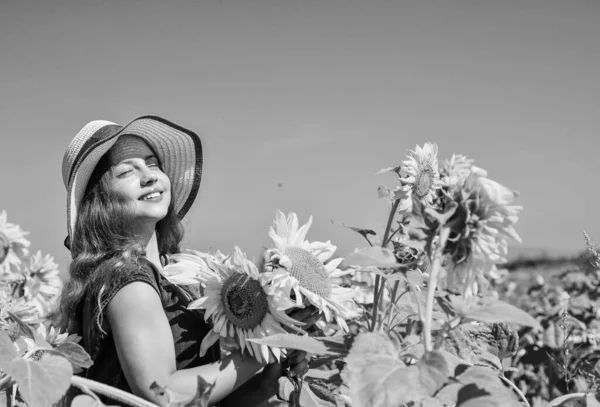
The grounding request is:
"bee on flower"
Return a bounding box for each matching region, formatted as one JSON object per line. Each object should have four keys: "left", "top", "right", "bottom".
{"left": 263, "top": 210, "right": 362, "bottom": 332}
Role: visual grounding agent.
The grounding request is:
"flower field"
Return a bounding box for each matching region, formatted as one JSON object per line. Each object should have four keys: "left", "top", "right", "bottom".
{"left": 2, "top": 143, "right": 600, "bottom": 407}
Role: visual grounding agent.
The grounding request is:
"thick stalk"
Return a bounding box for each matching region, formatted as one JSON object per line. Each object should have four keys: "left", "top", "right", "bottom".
{"left": 370, "top": 199, "right": 401, "bottom": 331}
{"left": 423, "top": 227, "right": 449, "bottom": 352}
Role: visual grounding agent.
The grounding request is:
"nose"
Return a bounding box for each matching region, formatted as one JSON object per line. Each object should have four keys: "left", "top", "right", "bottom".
{"left": 140, "top": 166, "right": 157, "bottom": 186}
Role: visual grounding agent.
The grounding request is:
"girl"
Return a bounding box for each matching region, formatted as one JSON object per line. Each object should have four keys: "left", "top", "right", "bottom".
{"left": 58, "top": 115, "right": 314, "bottom": 406}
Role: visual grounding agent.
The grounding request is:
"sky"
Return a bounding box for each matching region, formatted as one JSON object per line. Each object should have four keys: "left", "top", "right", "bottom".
{"left": 1, "top": 0, "right": 599, "bottom": 275}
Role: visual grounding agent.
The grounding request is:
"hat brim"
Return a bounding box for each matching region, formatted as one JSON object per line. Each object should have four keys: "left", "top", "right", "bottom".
{"left": 66, "top": 115, "right": 203, "bottom": 241}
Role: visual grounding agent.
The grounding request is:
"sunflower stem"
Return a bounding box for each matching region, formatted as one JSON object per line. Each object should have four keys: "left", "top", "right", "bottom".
{"left": 423, "top": 226, "right": 449, "bottom": 352}
{"left": 370, "top": 199, "right": 401, "bottom": 332}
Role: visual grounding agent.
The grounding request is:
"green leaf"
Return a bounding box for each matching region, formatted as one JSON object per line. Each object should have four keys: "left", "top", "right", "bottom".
{"left": 457, "top": 298, "right": 542, "bottom": 331}
{"left": 586, "top": 393, "right": 600, "bottom": 407}
{"left": 331, "top": 221, "right": 376, "bottom": 243}
{"left": 299, "top": 383, "right": 336, "bottom": 407}
{"left": 0, "top": 331, "right": 19, "bottom": 370}
{"left": 342, "top": 332, "right": 449, "bottom": 407}
{"left": 306, "top": 381, "right": 341, "bottom": 407}
{"left": 10, "top": 353, "right": 73, "bottom": 407}
{"left": 246, "top": 334, "right": 330, "bottom": 355}
{"left": 454, "top": 366, "right": 520, "bottom": 407}
{"left": 344, "top": 247, "right": 401, "bottom": 269}
{"left": 50, "top": 342, "right": 93, "bottom": 370}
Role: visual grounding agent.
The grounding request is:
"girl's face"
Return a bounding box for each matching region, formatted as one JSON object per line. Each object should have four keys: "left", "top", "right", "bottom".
{"left": 108, "top": 153, "right": 172, "bottom": 229}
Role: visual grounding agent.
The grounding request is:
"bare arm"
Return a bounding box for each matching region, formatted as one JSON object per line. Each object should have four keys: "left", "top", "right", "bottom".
{"left": 107, "top": 282, "right": 266, "bottom": 406}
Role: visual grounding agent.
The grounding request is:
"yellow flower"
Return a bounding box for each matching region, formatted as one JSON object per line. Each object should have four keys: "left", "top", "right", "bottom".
{"left": 397, "top": 143, "right": 443, "bottom": 211}
{"left": 264, "top": 211, "right": 362, "bottom": 332}
{"left": 442, "top": 172, "right": 522, "bottom": 297}
{"left": 0, "top": 211, "right": 30, "bottom": 277}
{"left": 0, "top": 293, "right": 39, "bottom": 334}
{"left": 188, "top": 247, "right": 300, "bottom": 364}
{"left": 23, "top": 251, "right": 63, "bottom": 317}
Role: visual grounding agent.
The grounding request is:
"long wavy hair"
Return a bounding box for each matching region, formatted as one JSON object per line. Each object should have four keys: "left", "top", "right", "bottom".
{"left": 56, "top": 154, "right": 184, "bottom": 332}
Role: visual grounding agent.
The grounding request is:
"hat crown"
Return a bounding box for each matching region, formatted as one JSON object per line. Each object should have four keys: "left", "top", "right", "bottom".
{"left": 62, "top": 120, "right": 117, "bottom": 188}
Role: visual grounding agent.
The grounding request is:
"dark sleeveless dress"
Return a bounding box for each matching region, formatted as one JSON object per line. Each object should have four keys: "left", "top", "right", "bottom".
{"left": 78, "top": 259, "right": 221, "bottom": 404}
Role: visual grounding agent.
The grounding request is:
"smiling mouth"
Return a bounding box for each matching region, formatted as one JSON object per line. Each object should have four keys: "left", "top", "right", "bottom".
{"left": 139, "top": 191, "right": 162, "bottom": 201}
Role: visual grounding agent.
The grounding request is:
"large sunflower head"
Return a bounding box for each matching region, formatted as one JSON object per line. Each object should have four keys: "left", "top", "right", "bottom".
{"left": 264, "top": 210, "right": 362, "bottom": 332}
{"left": 441, "top": 172, "right": 522, "bottom": 297}
{"left": 399, "top": 142, "right": 443, "bottom": 206}
{"left": 188, "top": 247, "right": 299, "bottom": 364}
{"left": 0, "top": 211, "right": 31, "bottom": 276}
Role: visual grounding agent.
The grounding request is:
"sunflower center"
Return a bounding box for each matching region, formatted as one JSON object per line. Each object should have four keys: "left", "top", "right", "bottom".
{"left": 221, "top": 273, "right": 269, "bottom": 331}
{"left": 414, "top": 166, "right": 434, "bottom": 199}
{"left": 284, "top": 247, "right": 332, "bottom": 298}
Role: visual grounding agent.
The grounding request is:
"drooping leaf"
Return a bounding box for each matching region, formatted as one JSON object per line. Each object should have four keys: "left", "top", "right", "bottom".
{"left": 344, "top": 247, "right": 401, "bottom": 269}
{"left": 456, "top": 298, "right": 542, "bottom": 331}
{"left": 246, "top": 334, "right": 330, "bottom": 355}
{"left": 0, "top": 331, "right": 19, "bottom": 371}
{"left": 331, "top": 221, "right": 376, "bottom": 243}
{"left": 10, "top": 354, "right": 73, "bottom": 407}
{"left": 375, "top": 166, "right": 400, "bottom": 175}
{"left": 50, "top": 342, "right": 93, "bottom": 370}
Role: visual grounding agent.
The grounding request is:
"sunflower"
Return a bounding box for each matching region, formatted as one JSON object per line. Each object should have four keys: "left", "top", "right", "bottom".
{"left": 397, "top": 143, "right": 443, "bottom": 211}
{"left": 22, "top": 251, "right": 63, "bottom": 317}
{"left": 0, "top": 211, "right": 30, "bottom": 276}
{"left": 188, "top": 247, "right": 300, "bottom": 364}
{"left": 263, "top": 211, "right": 362, "bottom": 332}
{"left": 0, "top": 293, "right": 40, "bottom": 339}
{"left": 440, "top": 154, "right": 487, "bottom": 189}
{"left": 442, "top": 171, "right": 522, "bottom": 297}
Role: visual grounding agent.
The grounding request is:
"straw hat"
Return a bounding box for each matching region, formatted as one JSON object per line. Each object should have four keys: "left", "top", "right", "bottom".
{"left": 62, "top": 115, "right": 203, "bottom": 245}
